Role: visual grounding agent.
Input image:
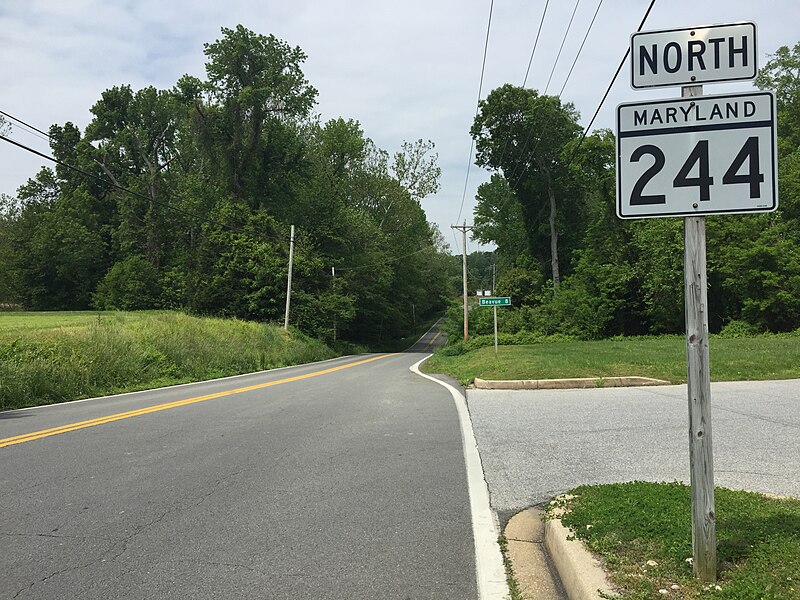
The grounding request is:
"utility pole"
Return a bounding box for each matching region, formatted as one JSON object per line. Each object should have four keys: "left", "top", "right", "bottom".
{"left": 451, "top": 221, "right": 474, "bottom": 341}
{"left": 284, "top": 224, "right": 295, "bottom": 332}
{"left": 331, "top": 266, "right": 337, "bottom": 343}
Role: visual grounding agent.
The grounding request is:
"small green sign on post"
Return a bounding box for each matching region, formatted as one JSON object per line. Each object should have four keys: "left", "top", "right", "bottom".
{"left": 479, "top": 296, "right": 511, "bottom": 307}
{"left": 478, "top": 297, "right": 511, "bottom": 355}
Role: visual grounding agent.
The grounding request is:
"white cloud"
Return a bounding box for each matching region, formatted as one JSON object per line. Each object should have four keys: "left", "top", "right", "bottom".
{"left": 1, "top": 0, "right": 798, "bottom": 253}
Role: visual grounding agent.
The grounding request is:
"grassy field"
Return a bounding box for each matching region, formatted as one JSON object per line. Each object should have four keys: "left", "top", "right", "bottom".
{"left": 422, "top": 334, "right": 800, "bottom": 385}
{"left": 0, "top": 310, "right": 168, "bottom": 333}
{"left": 0, "top": 311, "right": 336, "bottom": 411}
{"left": 549, "top": 482, "right": 800, "bottom": 599}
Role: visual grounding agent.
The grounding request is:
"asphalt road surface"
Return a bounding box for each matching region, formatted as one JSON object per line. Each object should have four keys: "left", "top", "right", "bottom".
{"left": 467, "top": 379, "right": 800, "bottom": 516}
{"left": 1, "top": 352, "right": 477, "bottom": 599}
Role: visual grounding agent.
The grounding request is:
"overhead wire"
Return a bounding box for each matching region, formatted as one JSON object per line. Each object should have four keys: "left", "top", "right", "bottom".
{"left": 504, "top": 0, "right": 586, "bottom": 191}
{"left": 565, "top": 0, "right": 657, "bottom": 166}
{"left": 334, "top": 247, "right": 431, "bottom": 272}
{"left": 477, "top": 0, "right": 555, "bottom": 218}
{"left": 522, "top": 0, "right": 550, "bottom": 88}
{"left": 0, "top": 115, "right": 441, "bottom": 275}
{"left": 508, "top": 0, "right": 656, "bottom": 194}
{"left": 454, "top": 0, "right": 495, "bottom": 234}
{"left": 482, "top": 0, "right": 655, "bottom": 256}
{"left": 543, "top": 0, "right": 582, "bottom": 95}
{"left": 0, "top": 133, "right": 291, "bottom": 243}
{"left": 489, "top": 0, "right": 551, "bottom": 184}
{"left": 557, "top": 0, "right": 604, "bottom": 98}
{"left": 0, "top": 109, "right": 52, "bottom": 144}
{"left": 0, "top": 110, "right": 51, "bottom": 138}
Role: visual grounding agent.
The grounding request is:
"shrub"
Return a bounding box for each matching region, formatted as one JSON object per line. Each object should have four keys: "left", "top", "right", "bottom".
{"left": 94, "top": 256, "right": 161, "bottom": 311}
{"left": 718, "top": 319, "right": 760, "bottom": 338}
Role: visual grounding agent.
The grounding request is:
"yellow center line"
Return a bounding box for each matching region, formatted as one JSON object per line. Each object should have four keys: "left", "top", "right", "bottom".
{"left": 0, "top": 354, "right": 396, "bottom": 448}
{"left": 424, "top": 332, "right": 441, "bottom": 352}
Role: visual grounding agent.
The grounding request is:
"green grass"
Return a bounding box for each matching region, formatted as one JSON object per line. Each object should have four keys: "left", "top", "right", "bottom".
{"left": 0, "top": 311, "right": 337, "bottom": 410}
{"left": 0, "top": 310, "right": 169, "bottom": 333}
{"left": 547, "top": 482, "right": 800, "bottom": 599}
{"left": 421, "top": 335, "right": 800, "bottom": 385}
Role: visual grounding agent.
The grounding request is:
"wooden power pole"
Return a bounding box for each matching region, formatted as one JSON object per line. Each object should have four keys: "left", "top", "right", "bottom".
{"left": 284, "top": 224, "right": 295, "bottom": 332}
{"left": 451, "top": 222, "right": 474, "bottom": 341}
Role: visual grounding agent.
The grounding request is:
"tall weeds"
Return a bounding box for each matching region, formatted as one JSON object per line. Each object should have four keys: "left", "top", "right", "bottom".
{"left": 0, "top": 312, "right": 336, "bottom": 410}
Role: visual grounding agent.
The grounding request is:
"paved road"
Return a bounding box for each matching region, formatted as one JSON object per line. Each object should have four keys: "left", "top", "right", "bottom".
{"left": 467, "top": 379, "right": 800, "bottom": 516}
{"left": 1, "top": 352, "right": 477, "bottom": 599}
{"left": 404, "top": 320, "right": 446, "bottom": 353}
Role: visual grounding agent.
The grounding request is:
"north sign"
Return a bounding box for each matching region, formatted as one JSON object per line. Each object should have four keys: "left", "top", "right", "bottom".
{"left": 630, "top": 22, "right": 757, "bottom": 89}
{"left": 479, "top": 297, "right": 511, "bottom": 307}
{"left": 616, "top": 90, "right": 777, "bottom": 219}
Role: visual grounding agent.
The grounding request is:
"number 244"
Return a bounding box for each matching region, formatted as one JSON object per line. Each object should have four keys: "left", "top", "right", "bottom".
{"left": 630, "top": 136, "right": 764, "bottom": 206}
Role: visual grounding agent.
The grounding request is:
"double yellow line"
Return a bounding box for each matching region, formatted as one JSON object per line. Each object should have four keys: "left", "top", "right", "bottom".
{"left": 423, "top": 332, "right": 441, "bottom": 352}
{"left": 1, "top": 354, "right": 394, "bottom": 449}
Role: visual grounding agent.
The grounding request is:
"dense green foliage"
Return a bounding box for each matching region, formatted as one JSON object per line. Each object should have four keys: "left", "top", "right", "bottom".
{"left": 466, "top": 43, "right": 800, "bottom": 340}
{"left": 550, "top": 482, "right": 800, "bottom": 599}
{"left": 0, "top": 26, "right": 456, "bottom": 348}
{"left": 0, "top": 311, "right": 335, "bottom": 410}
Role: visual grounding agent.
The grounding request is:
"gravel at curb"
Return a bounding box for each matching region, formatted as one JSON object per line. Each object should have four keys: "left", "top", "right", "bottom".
{"left": 473, "top": 376, "right": 670, "bottom": 390}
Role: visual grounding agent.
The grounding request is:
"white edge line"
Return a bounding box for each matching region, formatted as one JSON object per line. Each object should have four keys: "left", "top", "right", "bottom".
{"left": 410, "top": 355, "right": 509, "bottom": 600}
{"left": 6, "top": 354, "right": 359, "bottom": 414}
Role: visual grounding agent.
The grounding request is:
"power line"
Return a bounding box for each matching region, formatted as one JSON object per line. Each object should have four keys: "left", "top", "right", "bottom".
{"left": 485, "top": 0, "right": 552, "bottom": 201}
{"left": 334, "top": 247, "right": 431, "bottom": 272}
{"left": 0, "top": 109, "right": 52, "bottom": 144}
{"left": 568, "top": 0, "right": 657, "bottom": 162}
{"left": 522, "top": 0, "right": 551, "bottom": 88}
{"left": 557, "top": 0, "right": 604, "bottom": 98}
{"left": 543, "top": 0, "right": 582, "bottom": 95}
{"left": 504, "top": 0, "right": 584, "bottom": 191}
{"left": 0, "top": 112, "right": 452, "bottom": 275}
{"left": 0, "top": 133, "right": 289, "bottom": 243}
{"left": 482, "top": 0, "right": 657, "bottom": 257}
{"left": 511, "top": 0, "right": 657, "bottom": 190}
{"left": 479, "top": 0, "right": 555, "bottom": 213}
{"left": 499, "top": 0, "right": 586, "bottom": 194}
{"left": 0, "top": 109, "right": 52, "bottom": 139}
{"left": 455, "top": 0, "right": 494, "bottom": 229}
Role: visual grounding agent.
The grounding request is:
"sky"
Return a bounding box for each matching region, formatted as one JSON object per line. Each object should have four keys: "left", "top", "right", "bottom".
{"left": 1, "top": 0, "right": 797, "bottom": 254}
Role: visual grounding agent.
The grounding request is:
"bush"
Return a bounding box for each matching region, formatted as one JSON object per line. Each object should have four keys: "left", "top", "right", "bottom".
{"left": 94, "top": 256, "right": 161, "bottom": 311}
{"left": 718, "top": 319, "right": 760, "bottom": 338}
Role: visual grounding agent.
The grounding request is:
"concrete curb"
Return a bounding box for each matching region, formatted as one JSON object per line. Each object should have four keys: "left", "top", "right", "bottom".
{"left": 474, "top": 376, "right": 670, "bottom": 390}
{"left": 543, "top": 516, "right": 616, "bottom": 600}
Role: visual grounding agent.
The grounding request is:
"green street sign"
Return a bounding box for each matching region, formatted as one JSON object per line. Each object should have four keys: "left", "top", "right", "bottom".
{"left": 479, "top": 297, "right": 511, "bottom": 307}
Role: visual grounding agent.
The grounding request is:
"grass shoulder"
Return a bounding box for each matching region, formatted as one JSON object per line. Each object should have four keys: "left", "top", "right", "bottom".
{"left": 546, "top": 482, "right": 800, "bottom": 599}
{"left": 0, "top": 311, "right": 337, "bottom": 411}
{"left": 421, "top": 334, "right": 800, "bottom": 385}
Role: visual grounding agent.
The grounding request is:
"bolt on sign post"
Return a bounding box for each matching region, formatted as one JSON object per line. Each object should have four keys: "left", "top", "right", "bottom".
{"left": 618, "top": 21, "right": 777, "bottom": 583}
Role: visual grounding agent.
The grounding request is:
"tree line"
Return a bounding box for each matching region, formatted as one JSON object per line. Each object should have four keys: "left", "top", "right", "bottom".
{"left": 465, "top": 42, "right": 800, "bottom": 339}
{"left": 0, "top": 26, "right": 459, "bottom": 347}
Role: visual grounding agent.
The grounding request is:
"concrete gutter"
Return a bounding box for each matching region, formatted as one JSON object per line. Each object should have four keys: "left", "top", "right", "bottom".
{"left": 505, "top": 505, "right": 616, "bottom": 600}
{"left": 503, "top": 508, "right": 567, "bottom": 599}
{"left": 474, "top": 376, "right": 670, "bottom": 390}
